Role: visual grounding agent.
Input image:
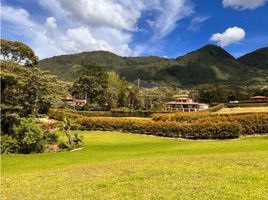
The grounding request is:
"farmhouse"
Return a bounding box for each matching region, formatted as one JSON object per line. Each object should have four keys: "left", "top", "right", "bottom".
{"left": 164, "top": 97, "right": 209, "bottom": 112}
{"left": 250, "top": 96, "right": 267, "bottom": 101}
{"left": 63, "top": 97, "right": 87, "bottom": 107}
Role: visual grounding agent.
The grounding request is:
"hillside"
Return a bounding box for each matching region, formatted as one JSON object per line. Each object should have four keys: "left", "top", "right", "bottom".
{"left": 38, "top": 44, "right": 265, "bottom": 86}
{"left": 238, "top": 47, "right": 268, "bottom": 70}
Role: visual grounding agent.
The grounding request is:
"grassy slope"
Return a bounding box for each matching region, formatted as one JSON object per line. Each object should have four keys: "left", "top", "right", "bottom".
{"left": 216, "top": 107, "right": 268, "bottom": 114}
{"left": 1, "top": 131, "right": 268, "bottom": 200}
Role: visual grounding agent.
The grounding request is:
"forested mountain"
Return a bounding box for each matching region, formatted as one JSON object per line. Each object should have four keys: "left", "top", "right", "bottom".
{"left": 238, "top": 47, "right": 268, "bottom": 70}
{"left": 38, "top": 44, "right": 267, "bottom": 87}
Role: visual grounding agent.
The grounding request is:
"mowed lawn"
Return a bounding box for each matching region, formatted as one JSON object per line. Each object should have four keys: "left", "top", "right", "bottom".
{"left": 216, "top": 106, "right": 268, "bottom": 114}
{"left": 1, "top": 131, "right": 268, "bottom": 200}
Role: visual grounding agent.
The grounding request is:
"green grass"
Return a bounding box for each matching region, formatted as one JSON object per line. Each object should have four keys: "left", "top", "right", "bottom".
{"left": 1, "top": 131, "right": 268, "bottom": 200}
{"left": 217, "top": 107, "right": 268, "bottom": 114}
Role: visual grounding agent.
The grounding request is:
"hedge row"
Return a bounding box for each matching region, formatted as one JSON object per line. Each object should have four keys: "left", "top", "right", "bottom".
{"left": 48, "top": 109, "right": 169, "bottom": 119}
{"left": 152, "top": 112, "right": 268, "bottom": 135}
{"left": 197, "top": 113, "right": 268, "bottom": 135}
{"left": 72, "top": 117, "right": 241, "bottom": 139}
{"left": 152, "top": 112, "right": 211, "bottom": 123}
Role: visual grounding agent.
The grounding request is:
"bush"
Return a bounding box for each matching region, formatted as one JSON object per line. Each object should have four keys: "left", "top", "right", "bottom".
{"left": 44, "top": 131, "right": 59, "bottom": 144}
{"left": 0, "top": 135, "right": 20, "bottom": 154}
{"left": 1, "top": 118, "right": 59, "bottom": 154}
{"left": 48, "top": 108, "right": 171, "bottom": 120}
{"left": 152, "top": 112, "right": 211, "bottom": 123}
{"left": 152, "top": 112, "right": 268, "bottom": 135}
{"left": 73, "top": 117, "right": 241, "bottom": 139}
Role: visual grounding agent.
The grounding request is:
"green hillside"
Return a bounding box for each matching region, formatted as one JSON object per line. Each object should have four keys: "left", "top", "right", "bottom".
{"left": 38, "top": 44, "right": 265, "bottom": 86}
{"left": 238, "top": 47, "right": 268, "bottom": 70}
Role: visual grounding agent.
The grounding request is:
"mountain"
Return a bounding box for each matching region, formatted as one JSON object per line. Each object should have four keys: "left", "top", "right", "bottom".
{"left": 238, "top": 47, "right": 268, "bottom": 70}
{"left": 156, "top": 44, "right": 252, "bottom": 85}
{"left": 38, "top": 44, "right": 265, "bottom": 87}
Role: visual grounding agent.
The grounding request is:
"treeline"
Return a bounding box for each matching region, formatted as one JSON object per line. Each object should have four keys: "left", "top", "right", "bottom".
{"left": 189, "top": 84, "right": 268, "bottom": 104}
{"left": 70, "top": 65, "right": 180, "bottom": 111}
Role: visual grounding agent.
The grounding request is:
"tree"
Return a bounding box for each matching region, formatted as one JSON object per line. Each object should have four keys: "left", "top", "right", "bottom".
{"left": 105, "top": 71, "right": 121, "bottom": 110}
{"left": 1, "top": 60, "right": 68, "bottom": 133}
{"left": 62, "top": 117, "right": 73, "bottom": 147}
{"left": 127, "top": 85, "right": 142, "bottom": 110}
{"left": 117, "top": 79, "right": 128, "bottom": 107}
{"left": 0, "top": 39, "right": 38, "bottom": 66}
{"left": 190, "top": 84, "right": 250, "bottom": 103}
{"left": 71, "top": 65, "right": 108, "bottom": 107}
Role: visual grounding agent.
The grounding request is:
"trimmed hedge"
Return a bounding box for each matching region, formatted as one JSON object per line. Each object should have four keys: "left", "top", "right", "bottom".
{"left": 48, "top": 108, "right": 169, "bottom": 119}
{"left": 152, "top": 112, "right": 268, "bottom": 135}
{"left": 152, "top": 112, "right": 211, "bottom": 123}
{"left": 73, "top": 117, "right": 241, "bottom": 139}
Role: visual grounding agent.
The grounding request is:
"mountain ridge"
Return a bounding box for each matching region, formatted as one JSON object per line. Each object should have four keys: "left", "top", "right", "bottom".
{"left": 38, "top": 44, "right": 268, "bottom": 86}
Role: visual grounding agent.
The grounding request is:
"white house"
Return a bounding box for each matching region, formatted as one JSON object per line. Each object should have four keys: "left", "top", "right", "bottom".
{"left": 164, "top": 97, "right": 209, "bottom": 112}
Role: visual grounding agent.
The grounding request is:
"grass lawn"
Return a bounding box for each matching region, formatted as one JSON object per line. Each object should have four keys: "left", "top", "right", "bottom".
{"left": 216, "top": 106, "right": 268, "bottom": 114}
{"left": 1, "top": 131, "right": 268, "bottom": 200}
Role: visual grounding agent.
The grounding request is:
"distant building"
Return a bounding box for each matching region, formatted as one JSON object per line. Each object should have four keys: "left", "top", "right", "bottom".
{"left": 164, "top": 97, "right": 209, "bottom": 112}
{"left": 63, "top": 97, "right": 87, "bottom": 108}
{"left": 250, "top": 96, "right": 267, "bottom": 101}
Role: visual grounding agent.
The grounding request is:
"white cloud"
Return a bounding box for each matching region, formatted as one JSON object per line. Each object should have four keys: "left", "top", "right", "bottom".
{"left": 148, "top": 0, "right": 194, "bottom": 39}
{"left": 187, "top": 15, "right": 210, "bottom": 32}
{"left": 57, "top": 26, "right": 131, "bottom": 55}
{"left": 210, "top": 26, "right": 246, "bottom": 47}
{"left": 58, "top": 0, "right": 141, "bottom": 31}
{"left": 2, "top": 0, "right": 195, "bottom": 58}
{"left": 45, "top": 17, "right": 57, "bottom": 30}
{"left": 222, "top": 0, "right": 268, "bottom": 10}
{"left": 1, "top": 4, "right": 132, "bottom": 58}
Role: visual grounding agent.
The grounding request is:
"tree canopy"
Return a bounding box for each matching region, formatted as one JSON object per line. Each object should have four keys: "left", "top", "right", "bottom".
{"left": 0, "top": 39, "right": 38, "bottom": 66}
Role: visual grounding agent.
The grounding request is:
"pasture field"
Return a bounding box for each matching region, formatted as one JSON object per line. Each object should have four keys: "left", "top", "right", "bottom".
{"left": 216, "top": 106, "right": 268, "bottom": 114}
{"left": 1, "top": 131, "right": 268, "bottom": 200}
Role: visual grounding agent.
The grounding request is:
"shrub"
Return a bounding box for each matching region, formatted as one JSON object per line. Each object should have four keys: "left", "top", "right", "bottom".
{"left": 0, "top": 135, "right": 20, "bottom": 154}
{"left": 152, "top": 112, "right": 211, "bottom": 123}
{"left": 152, "top": 112, "right": 268, "bottom": 135}
{"left": 73, "top": 117, "right": 241, "bottom": 139}
{"left": 48, "top": 108, "right": 171, "bottom": 120}
{"left": 44, "top": 131, "right": 59, "bottom": 144}
{"left": 1, "top": 118, "right": 59, "bottom": 154}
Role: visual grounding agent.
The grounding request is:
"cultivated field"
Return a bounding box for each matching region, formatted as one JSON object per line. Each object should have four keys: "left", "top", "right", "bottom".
{"left": 216, "top": 106, "right": 268, "bottom": 114}
{"left": 2, "top": 131, "right": 268, "bottom": 200}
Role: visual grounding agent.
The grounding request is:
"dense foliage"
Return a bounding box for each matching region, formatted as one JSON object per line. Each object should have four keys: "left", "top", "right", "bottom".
{"left": 152, "top": 112, "right": 268, "bottom": 135}
{"left": 48, "top": 108, "right": 170, "bottom": 120}
{"left": 189, "top": 84, "right": 251, "bottom": 103}
{"left": 1, "top": 118, "right": 58, "bottom": 154}
{"left": 1, "top": 59, "right": 68, "bottom": 153}
{"left": 0, "top": 39, "right": 38, "bottom": 66}
{"left": 73, "top": 117, "right": 241, "bottom": 139}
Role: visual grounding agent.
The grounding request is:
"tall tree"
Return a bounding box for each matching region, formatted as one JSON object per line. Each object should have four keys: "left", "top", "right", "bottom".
{"left": 71, "top": 65, "right": 108, "bottom": 106}
{"left": 105, "top": 71, "right": 121, "bottom": 110}
{"left": 0, "top": 39, "right": 38, "bottom": 66}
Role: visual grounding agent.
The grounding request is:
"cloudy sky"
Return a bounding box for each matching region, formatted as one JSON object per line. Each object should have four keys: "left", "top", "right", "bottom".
{"left": 1, "top": 0, "right": 268, "bottom": 59}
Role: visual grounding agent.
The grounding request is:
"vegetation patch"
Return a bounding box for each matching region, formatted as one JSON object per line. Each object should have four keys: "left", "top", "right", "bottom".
{"left": 152, "top": 112, "right": 268, "bottom": 135}
{"left": 73, "top": 117, "right": 241, "bottom": 139}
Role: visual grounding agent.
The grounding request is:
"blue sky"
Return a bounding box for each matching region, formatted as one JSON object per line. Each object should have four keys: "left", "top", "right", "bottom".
{"left": 1, "top": 0, "right": 268, "bottom": 59}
